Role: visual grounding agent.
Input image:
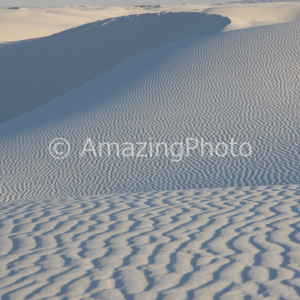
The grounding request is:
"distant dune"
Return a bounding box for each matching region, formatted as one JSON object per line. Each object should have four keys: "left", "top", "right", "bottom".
{"left": 205, "top": 3, "right": 300, "bottom": 23}
{"left": 0, "top": 2, "right": 300, "bottom": 42}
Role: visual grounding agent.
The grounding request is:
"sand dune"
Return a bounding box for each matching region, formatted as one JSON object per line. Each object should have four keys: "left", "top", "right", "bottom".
{"left": 0, "top": 12, "right": 230, "bottom": 123}
{"left": 205, "top": 3, "right": 300, "bottom": 23}
{"left": 1, "top": 3, "right": 300, "bottom": 42}
{"left": 0, "top": 4, "right": 299, "bottom": 299}
{"left": 0, "top": 5, "right": 216, "bottom": 42}
{"left": 0, "top": 21, "right": 299, "bottom": 202}
{"left": 0, "top": 185, "right": 299, "bottom": 299}
{"left": 0, "top": 5, "right": 157, "bottom": 42}
{"left": 205, "top": 2, "right": 300, "bottom": 31}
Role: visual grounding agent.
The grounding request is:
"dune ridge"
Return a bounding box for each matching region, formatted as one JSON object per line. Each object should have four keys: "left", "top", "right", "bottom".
{"left": 205, "top": 3, "right": 300, "bottom": 23}
{"left": 0, "top": 12, "right": 230, "bottom": 123}
{"left": 0, "top": 21, "right": 299, "bottom": 202}
{"left": 1, "top": 3, "right": 300, "bottom": 42}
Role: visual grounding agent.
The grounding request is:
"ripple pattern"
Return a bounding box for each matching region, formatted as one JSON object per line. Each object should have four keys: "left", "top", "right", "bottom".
{"left": 0, "top": 185, "right": 299, "bottom": 299}
{"left": 0, "top": 22, "right": 299, "bottom": 201}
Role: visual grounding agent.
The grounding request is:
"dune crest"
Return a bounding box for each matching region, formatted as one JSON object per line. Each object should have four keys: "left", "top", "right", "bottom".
{"left": 205, "top": 4, "right": 300, "bottom": 23}
{"left": 0, "top": 21, "right": 299, "bottom": 202}
{"left": 0, "top": 12, "right": 230, "bottom": 123}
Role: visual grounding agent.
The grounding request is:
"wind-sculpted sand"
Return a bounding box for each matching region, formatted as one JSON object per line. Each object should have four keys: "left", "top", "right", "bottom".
{"left": 0, "top": 5, "right": 299, "bottom": 299}
{"left": 1, "top": 3, "right": 299, "bottom": 42}
{"left": 0, "top": 12, "right": 230, "bottom": 122}
{"left": 0, "top": 21, "right": 299, "bottom": 201}
{"left": 0, "top": 185, "right": 299, "bottom": 299}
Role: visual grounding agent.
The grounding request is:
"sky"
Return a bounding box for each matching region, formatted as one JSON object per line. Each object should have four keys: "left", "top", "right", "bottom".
{"left": 0, "top": 0, "right": 233, "bottom": 7}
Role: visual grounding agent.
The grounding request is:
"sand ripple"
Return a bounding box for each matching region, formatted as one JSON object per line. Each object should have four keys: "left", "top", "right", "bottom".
{"left": 0, "top": 185, "right": 299, "bottom": 299}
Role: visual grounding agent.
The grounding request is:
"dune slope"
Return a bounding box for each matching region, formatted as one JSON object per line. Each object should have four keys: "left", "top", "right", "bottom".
{"left": 0, "top": 12, "right": 229, "bottom": 123}
{"left": 0, "top": 21, "right": 299, "bottom": 202}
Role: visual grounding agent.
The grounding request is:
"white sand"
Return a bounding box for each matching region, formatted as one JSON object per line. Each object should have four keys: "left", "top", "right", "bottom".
{"left": 1, "top": 2, "right": 300, "bottom": 42}
{"left": 0, "top": 20, "right": 299, "bottom": 201}
{"left": 0, "top": 185, "right": 300, "bottom": 298}
{"left": 205, "top": 2, "right": 300, "bottom": 31}
{"left": 0, "top": 5, "right": 211, "bottom": 42}
{"left": 0, "top": 12, "right": 230, "bottom": 123}
{"left": 0, "top": 2, "right": 299, "bottom": 299}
